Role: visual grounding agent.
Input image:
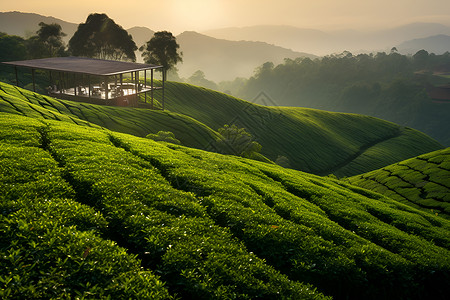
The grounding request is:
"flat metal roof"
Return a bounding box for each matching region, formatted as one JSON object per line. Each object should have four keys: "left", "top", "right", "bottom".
{"left": 1, "top": 56, "right": 163, "bottom": 76}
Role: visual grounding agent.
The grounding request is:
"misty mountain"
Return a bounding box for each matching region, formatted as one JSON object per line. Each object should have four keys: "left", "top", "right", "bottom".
{"left": 0, "top": 11, "right": 154, "bottom": 54}
{"left": 127, "top": 26, "right": 155, "bottom": 50}
{"left": 397, "top": 34, "right": 450, "bottom": 54}
{"left": 0, "top": 12, "right": 315, "bottom": 81}
{"left": 204, "top": 23, "right": 450, "bottom": 55}
{"left": 0, "top": 11, "right": 78, "bottom": 43}
{"left": 176, "top": 31, "right": 316, "bottom": 82}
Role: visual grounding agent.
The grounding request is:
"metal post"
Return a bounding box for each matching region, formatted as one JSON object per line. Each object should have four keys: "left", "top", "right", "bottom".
{"left": 162, "top": 69, "right": 165, "bottom": 110}
{"left": 74, "top": 73, "right": 77, "bottom": 96}
{"left": 49, "top": 71, "right": 53, "bottom": 94}
{"left": 151, "top": 69, "right": 154, "bottom": 109}
{"left": 31, "top": 69, "right": 36, "bottom": 92}
{"left": 59, "top": 72, "right": 63, "bottom": 94}
{"left": 14, "top": 66, "right": 19, "bottom": 86}
{"left": 105, "top": 76, "right": 109, "bottom": 102}
{"left": 88, "top": 75, "right": 91, "bottom": 98}
{"left": 144, "top": 69, "right": 147, "bottom": 103}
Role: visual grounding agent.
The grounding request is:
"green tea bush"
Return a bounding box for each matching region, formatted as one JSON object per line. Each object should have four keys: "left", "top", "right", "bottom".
{"left": 1, "top": 111, "right": 449, "bottom": 299}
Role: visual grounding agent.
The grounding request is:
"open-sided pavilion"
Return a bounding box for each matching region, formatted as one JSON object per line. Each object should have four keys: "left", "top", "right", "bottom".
{"left": 2, "top": 56, "right": 165, "bottom": 109}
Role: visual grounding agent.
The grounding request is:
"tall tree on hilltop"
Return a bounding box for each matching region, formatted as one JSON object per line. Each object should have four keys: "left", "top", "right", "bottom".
{"left": 27, "top": 22, "right": 66, "bottom": 58}
{"left": 69, "top": 13, "right": 137, "bottom": 61}
{"left": 140, "top": 31, "right": 182, "bottom": 77}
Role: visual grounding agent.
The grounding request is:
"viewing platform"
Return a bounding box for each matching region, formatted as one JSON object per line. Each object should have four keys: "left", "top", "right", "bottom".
{"left": 2, "top": 56, "right": 165, "bottom": 109}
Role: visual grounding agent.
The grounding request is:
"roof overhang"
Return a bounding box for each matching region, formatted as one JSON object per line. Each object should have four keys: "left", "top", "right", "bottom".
{"left": 1, "top": 56, "right": 163, "bottom": 76}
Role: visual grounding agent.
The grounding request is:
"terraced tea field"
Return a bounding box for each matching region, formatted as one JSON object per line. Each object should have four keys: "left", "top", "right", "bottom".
{"left": 0, "top": 81, "right": 443, "bottom": 177}
{"left": 1, "top": 111, "right": 450, "bottom": 299}
{"left": 348, "top": 148, "right": 450, "bottom": 219}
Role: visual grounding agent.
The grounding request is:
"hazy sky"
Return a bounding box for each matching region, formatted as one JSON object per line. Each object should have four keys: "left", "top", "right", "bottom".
{"left": 2, "top": 0, "right": 450, "bottom": 33}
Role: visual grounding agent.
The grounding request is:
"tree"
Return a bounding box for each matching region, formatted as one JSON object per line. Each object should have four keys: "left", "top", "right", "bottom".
{"left": 0, "top": 33, "right": 27, "bottom": 61}
{"left": 27, "top": 22, "right": 66, "bottom": 58}
{"left": 68, "top": 13, "right": 137, "bottom": 61}
{"left": 140, "top": 31, "right": 182, "bottom": 75}
{"left": 216, "top": 124, "right": 262, "bottom": 158}
{"left": 187, "top": 70, "right": 218, "bottom": 90}
{"left": 146, "top": 131, "right": 180, "bottom": 144}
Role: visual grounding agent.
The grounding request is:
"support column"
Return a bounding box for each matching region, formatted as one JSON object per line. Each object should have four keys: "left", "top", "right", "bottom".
{"left": 104, "top": 76, "right": 109, "bottom": 102}
{"left": 162, "top": 69, "right": 165, "bottom": 110}
{"left": 88, "top": 75, "right": 91, "bottom": 98}
{"left": 59, "top": 72, "right": 63, "bottom": 94}
{"left": 74, "top": 73, "right": 77, "bottom": 96}
{"left": 135, "top": 71, "right": 139, "bottom": 106}
{"left": 31, "top": 69, "right": 36, "bottom": 92}
{"left": 14, "top": 66, "right": 19, "bottom": 86}
{"left": 49, "top": 71, "right": 53, "bottom": 94}
{"left": 144, "top": 70, "right": 147, "bottom": 103}
{"left": 151, "top": 69, "right": 154, "bottom": 109}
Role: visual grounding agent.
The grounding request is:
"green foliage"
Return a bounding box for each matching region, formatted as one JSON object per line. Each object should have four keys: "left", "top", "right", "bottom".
{"left": 1, "top": 111, "right": 450, "bottom": 299}
{"left": 68, "top": 13, "right": 137, "bottom": 61}
{"left": 0, "top": 80, "right": 442, "bottom": 177}
{"left": 146, "top": 131, "right": 181, "bottom": 144}
{"left": 0, "top": 81, "right": 218, "bottom": 149}
{"left": 159, "top": 81, "right": 442, "bottom": 176}
{"left": 216, "top": 124, "right": 262, "bottom": 158}
{"left": 187, "top": 70, "right": 218, "bottom": 90}
{"left": 237, "top": 51, "right": 450, "bottom": 146}
{"left": 26, "top": 22, "right": 67, "bottom": 58}
{"left": 0, "top": 33, "right": 28, "bottom": 62}
{"left": 348, "top": 148, "right": 450, "bottom": 219}
{"left": 141, "top": 31, "right": 182, "bottom": 72}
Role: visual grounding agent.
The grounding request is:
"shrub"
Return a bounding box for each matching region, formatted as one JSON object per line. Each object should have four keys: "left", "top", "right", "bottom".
{"left": 146, "top": 131, "right": 181, "bottom": 144}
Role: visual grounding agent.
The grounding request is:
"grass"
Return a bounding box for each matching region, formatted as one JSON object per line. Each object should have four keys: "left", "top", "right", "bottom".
{"left": 1, "top": 111, "right": 449, "bottom": 299}
{"left": 0, "top": 81, "right": 443, "bottom": 177}
{"left": 348, "top": 147, "right": 450, "bottom": 219}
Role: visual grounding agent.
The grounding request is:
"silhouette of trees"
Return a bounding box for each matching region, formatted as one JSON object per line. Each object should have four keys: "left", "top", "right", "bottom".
{"left": 187, "top": 70, "right": 218, "bottom": 90}
{"left": 141, "top": 31, "right": 182, "bottom": 75}
{"left": 0, "top": 33, "right": 27, "bottom": 61}
{"left": 27, "top": 22, "right": 66, "bottom": 58}
{"left": 69, "top": 13, "right": 137, "bottom": 61}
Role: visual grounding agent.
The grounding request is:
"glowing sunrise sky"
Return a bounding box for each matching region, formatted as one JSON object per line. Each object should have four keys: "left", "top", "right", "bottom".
{"left": 2, "top": 0, "right": 450, "bottom": 33}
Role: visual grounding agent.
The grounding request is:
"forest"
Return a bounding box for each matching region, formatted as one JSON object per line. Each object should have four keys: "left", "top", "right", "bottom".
{"left": 228, "top": 50, "right": 450, "bottom": 145}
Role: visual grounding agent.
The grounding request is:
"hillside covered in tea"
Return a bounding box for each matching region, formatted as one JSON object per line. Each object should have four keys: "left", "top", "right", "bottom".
{"left": 1, "top": 106, "right": 450, "bottom": 299}
{"left": 348, "top": 148, "right": 450, "bottom": 219}
{"left": 0, "top": 81, "right": 443, "bottom": 177}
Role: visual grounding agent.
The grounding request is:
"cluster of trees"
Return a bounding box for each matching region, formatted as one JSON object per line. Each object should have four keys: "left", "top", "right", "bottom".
{"left": 0, "top": 22, "right": 66, "bottom": 61}
{"left": 1, "top": 13, "right": 182, "bottom": 72}
{"left": 233, "top": 50, "right": 450, "bottom": 145}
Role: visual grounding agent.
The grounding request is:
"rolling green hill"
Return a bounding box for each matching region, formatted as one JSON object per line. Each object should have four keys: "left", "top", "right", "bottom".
{"left": 159, "top": 81, "right": 443, "bottom": 176}
{"left": 1, "top": 110, "right": 450, "bottom": 299}
{"left": 0, "top": 81, "right": 219, "bottom": 150}
{"left": 348, "top": 148, "right": 450, "bottom": 219}
{"left": 0, "top": 81, "right": 443, "bottom": 177}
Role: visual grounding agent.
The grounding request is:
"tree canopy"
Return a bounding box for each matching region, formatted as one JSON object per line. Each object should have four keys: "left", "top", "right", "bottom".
{"left": 0, "top": 33, "right": 28, "bottom": 61}
{"left": 216, "top": 124, "right": 262, "bottom": 158}
{"left": 68, "top": 13, "right": 137, "bottom": 61}
{"left": 141, "top": 31, "right": 182, "bottom": 74}
{"left": 27, "top": 22, "right": 66, "bottom": 59}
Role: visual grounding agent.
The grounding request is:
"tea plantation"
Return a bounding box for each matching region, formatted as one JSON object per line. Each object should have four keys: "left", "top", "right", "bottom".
{"left": 348, "top": 148, "right": 450, "bottom": 219}
{"left": 1, "top": 110, "right": 450, "bottom": 299}
{"left": 0, "top": 81, "right": 443, "bottom": 177}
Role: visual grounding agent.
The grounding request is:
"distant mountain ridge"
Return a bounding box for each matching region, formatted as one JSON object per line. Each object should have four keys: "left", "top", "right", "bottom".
{"left": 204, "top": 23, "right": 450, "bottom": 55}
{"left": 0, "top": 11, "right": 78, "bottom": 42}
{"left": 398, "top": 34, "right": 450, "bottom": 54}
{"left": 175, "top": 31, "right": 315, "bottom": 81}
